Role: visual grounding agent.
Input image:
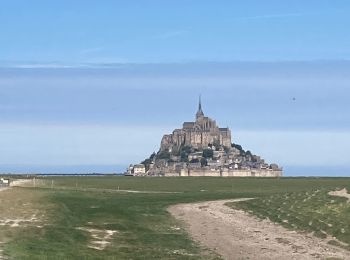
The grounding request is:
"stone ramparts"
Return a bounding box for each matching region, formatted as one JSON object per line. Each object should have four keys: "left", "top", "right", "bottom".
{"left": 168, "top": 168, "right": 282, "bottom": 177}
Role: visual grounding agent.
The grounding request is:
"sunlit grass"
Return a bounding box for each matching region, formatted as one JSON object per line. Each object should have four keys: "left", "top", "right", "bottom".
{"left": 1, "top": 177, "right": 350, "bottom": 259}
{"left": 233, "top": 188, "right": 350, "bottom": 249}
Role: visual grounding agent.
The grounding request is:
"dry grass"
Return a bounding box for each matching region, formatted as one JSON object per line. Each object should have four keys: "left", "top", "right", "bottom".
{"left": 0, "top": 187, "right": 53, "bottom": 259}
{"left": 76, "top": 226, "right": 117, "bottom": 250}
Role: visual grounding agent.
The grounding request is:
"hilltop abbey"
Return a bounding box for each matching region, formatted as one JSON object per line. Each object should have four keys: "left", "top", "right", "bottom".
{"left": 127, "top": 98, "right": 282, "bottom": 177}
{"left": 160, "top": 98, "right": 231, "bottom": 153}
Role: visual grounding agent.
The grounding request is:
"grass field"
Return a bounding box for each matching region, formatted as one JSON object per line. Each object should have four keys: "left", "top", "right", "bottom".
{"left": 1, "top": 176, "right": 350, "bottom": 259}
{"left": 231, "top": 185, "right": 350, "bottom": 250}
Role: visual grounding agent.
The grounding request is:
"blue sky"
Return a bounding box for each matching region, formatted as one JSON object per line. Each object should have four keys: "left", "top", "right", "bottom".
{"left": 1, "top": 0, "right": 350, "bottom": 63}
{"left": 1, "top": 1, "right": 350, "bottom": 175}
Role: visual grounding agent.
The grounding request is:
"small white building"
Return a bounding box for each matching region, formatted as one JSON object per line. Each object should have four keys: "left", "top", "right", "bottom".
{"left": 0, "top": 178, "right": 10, "bottom": 187}
{"left": 133, "top": 164, "right": 146, "bottom": 175}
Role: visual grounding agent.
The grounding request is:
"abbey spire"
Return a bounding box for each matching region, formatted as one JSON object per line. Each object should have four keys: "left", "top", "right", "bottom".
{"left": 196, "top": 95, "right": 204, "bottom": 119}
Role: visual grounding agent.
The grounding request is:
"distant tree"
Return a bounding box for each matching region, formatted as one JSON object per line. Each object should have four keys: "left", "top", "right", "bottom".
{"left": 141, "top": 158, "right": 151, "bottom": 165}
{"left": 251, "top": 155, "right": 258, "bottom": 163}
{"left": 232, "top": 143, "right": 246, "bottom": 155}
{"left": 200, "top": 157, "right": 207, "bottom": 167}
{"left": 157, "top": 151, "right": 171, "bottom": 160}
{"left": 231, "top": 143, "right": 243, "bottom": 152}
{"left": 172, "top": 149, "right": 180, "bottom": 156}
{"left": 140, "top": 160, "right": 151, "bottom": 172}
{"left": 180, "top": 151, "right": 189, "bottom": 162}
{"left": 202, "top": 149, "right": 213, "bottom": 158}
{"left": 178, "top": 145, "right": 193, "bottom": 162}
{"left": 150, "top": 152, "right": 156, "bottom": 160}
{"left": 181, "top": 145, "right": 192, "bottom": 154}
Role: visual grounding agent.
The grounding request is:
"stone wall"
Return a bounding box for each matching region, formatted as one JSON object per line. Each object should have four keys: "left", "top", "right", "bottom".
{"left": 165, "top": 168, "right": 282, "bottom": 177}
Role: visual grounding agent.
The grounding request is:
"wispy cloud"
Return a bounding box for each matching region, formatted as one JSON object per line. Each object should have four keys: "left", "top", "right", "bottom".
{"left": 0, "top": 61, "right": 125, "bottom": 69}
{"left": 8, "top": 63, "right": 79, "bottom": 69}
{"left": 233, "top": 12, "right": 303, "bottom": 21}
{"left": 154, "top": 30, "right": 189, "bottom": 39}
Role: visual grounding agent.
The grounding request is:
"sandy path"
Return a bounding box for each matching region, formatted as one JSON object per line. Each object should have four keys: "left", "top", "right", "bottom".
{"left": 10, "top": 179, "right": 32, "bottom": 187}
{"left": 168, "top": 199, "right": 350, "bottom": 260}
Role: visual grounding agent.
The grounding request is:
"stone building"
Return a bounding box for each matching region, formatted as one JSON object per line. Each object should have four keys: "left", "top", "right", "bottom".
{"left": 160, "top": 97, "right": 231, "bottom": 152}
{"left": 133, "top": 164, "right": 146, "bottom": 175}
{"left": 126, "top": 164, "right": 146, "bottom": 176}
{"left": 128, "top": 97, "right": 283, "bottom": 177}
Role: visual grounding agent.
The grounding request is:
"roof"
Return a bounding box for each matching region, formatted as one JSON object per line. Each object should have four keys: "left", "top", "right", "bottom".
{"left": 183, "top": 122, "right": 195, "bottom": 128}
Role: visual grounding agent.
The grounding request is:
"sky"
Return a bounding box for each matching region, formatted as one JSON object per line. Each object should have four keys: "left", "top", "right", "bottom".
{"left": 1, "top": 1, "right": 350, "bottom": 175}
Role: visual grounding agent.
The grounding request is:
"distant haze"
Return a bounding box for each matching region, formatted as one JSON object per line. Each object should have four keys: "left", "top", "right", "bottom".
{"left": 0, "top": 62, "right": 349, "bottom": 175}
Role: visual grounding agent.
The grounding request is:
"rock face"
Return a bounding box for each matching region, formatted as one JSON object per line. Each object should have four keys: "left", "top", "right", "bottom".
{"left": 160, "top": 97, "right": 231, "bottom": 152}
{"left": 131, "top": 98, "right": 282, "bottom": 177}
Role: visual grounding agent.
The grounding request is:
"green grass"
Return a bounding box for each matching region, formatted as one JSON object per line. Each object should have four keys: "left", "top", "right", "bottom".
{"left": 2, "top": 177, "right": 350, "bottom": 259}
{"left": 231, "top": 185, "right": 350, "bottom": 249}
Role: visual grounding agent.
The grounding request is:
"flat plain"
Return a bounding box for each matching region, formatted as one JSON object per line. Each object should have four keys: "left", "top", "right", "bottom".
{"left": 0, "top": 176, "right": 349, "bottom": 259}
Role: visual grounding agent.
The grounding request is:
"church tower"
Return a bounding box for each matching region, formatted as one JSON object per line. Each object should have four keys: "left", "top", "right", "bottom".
{"left": 196, "top": 95, "right": 204, "bottom": 119}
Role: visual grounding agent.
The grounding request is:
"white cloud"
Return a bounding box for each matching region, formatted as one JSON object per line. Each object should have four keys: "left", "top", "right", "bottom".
{"left": 10, "top": 63, "right": 78, "bottom": 69}
{"left": 233, "top": 13, "right": 303, "bottom": 21}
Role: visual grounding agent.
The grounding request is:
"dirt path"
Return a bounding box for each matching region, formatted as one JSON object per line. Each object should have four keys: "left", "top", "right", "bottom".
{"left": 168, "top": 199, "right": 350, "bottom": 260}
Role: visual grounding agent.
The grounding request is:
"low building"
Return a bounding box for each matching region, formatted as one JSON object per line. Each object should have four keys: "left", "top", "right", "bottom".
{"left": 133, "top": 164, "right": 146, "bottom": 175}
{"left": 0, "top": 178, "right": 10, "bottom": 187}
{"left": 207, "top": 159, "right": 222, "bottom": 167}
{"left": 188, "top": 162, "right": 201, "bottom": 168}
